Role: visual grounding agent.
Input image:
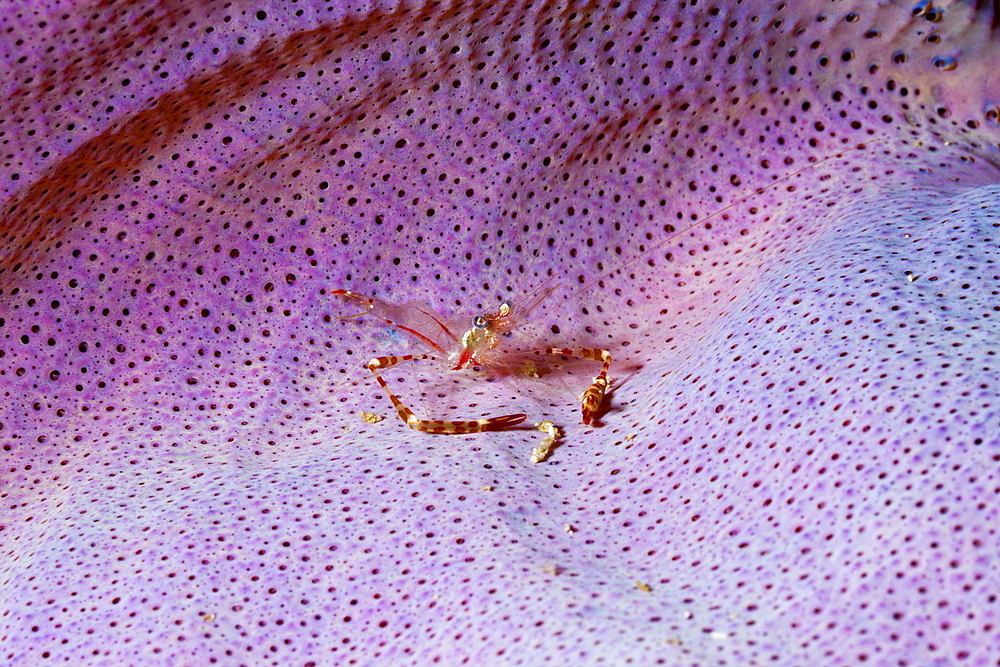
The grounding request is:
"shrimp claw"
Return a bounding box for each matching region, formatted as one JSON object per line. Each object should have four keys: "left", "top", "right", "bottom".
{"left": 545, "top": 347, "right": 612, "bottom": 425}
{"left": 366, "top": 354, "right": 527, "bottom": 434}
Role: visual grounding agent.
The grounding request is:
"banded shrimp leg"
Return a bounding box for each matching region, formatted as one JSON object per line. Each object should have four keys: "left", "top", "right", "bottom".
{"left": 333, "top": 289, "right": 529, "bottom": 433}
{"left": 366, "top": 354, "right": 527, "bottom": 434}
{"left": 539, "top": 347, "right": 612, "bottom": 426}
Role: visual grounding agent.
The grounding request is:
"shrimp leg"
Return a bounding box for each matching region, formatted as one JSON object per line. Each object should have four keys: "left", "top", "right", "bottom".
{"left": 544, "top": 347, "right": 612, "bottom": 425}
{"left": 366, "top": 354, "right": 527, "bottom": 434}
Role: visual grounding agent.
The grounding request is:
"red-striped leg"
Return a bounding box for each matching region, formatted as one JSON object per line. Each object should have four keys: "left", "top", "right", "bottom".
{"left": 545, "top": 347, "right": 612, "bottom": 425}
{"left": 365, "top": 354, "right": 527, "bottom": 434}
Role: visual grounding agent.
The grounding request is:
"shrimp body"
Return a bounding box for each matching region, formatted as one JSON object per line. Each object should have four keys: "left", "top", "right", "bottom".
{"left": 332, "top": 287, "right": 611, "bottom": 433}
{"left": 331, "top": 141, "right": 884, "bottom": 434}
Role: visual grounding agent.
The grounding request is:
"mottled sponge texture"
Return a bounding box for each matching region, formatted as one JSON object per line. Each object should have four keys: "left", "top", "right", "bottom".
{"left": 2, "top": 0, "right": 1000, "bottom": 665}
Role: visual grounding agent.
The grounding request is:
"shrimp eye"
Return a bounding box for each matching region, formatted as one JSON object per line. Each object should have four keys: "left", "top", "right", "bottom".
{"left": 498, "top": 300, "right": 513, "bottom": 317}
{"left": 473, "top": 315, "right": 489, "bottom": 329}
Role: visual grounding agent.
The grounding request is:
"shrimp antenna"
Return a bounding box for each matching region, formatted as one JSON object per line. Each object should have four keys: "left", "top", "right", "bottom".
{"left": 544, "top": 137, "right": 887, "bottom": 300}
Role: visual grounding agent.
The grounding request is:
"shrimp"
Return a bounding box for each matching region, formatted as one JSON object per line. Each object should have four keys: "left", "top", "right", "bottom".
{"left": 332, "top": 285, "right": 611, "bottom": 433}
{"left": 334, "top": 139, "right": 884, "bottom": 434}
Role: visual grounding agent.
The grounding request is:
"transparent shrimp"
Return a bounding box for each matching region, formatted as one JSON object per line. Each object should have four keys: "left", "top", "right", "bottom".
{"left": 334, "top": 139, "right": 884, "bottom": 434}
{"left": 332, "top": 284, "right": 607, "bottom": 433}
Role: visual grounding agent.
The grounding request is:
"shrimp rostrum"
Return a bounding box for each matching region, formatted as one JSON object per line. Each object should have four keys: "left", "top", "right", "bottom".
{"left": 329, "top": 140, "right": 889, "bottom": 435}
{"left": 332, "top": 287, "right": 611, "bottom": 434}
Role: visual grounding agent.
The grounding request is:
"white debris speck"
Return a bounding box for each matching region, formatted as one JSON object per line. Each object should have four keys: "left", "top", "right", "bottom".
{"left": 360, "top": 410, "right": 385, "bottom": 424}
{"left": 564, "top": 523, "right": 575, "bottom": 534}
{"left": 531, "top": 420, "right": 560, "bottom": 463}
{"left": 709, "top": 631, "right": 729, "bottom": 641}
